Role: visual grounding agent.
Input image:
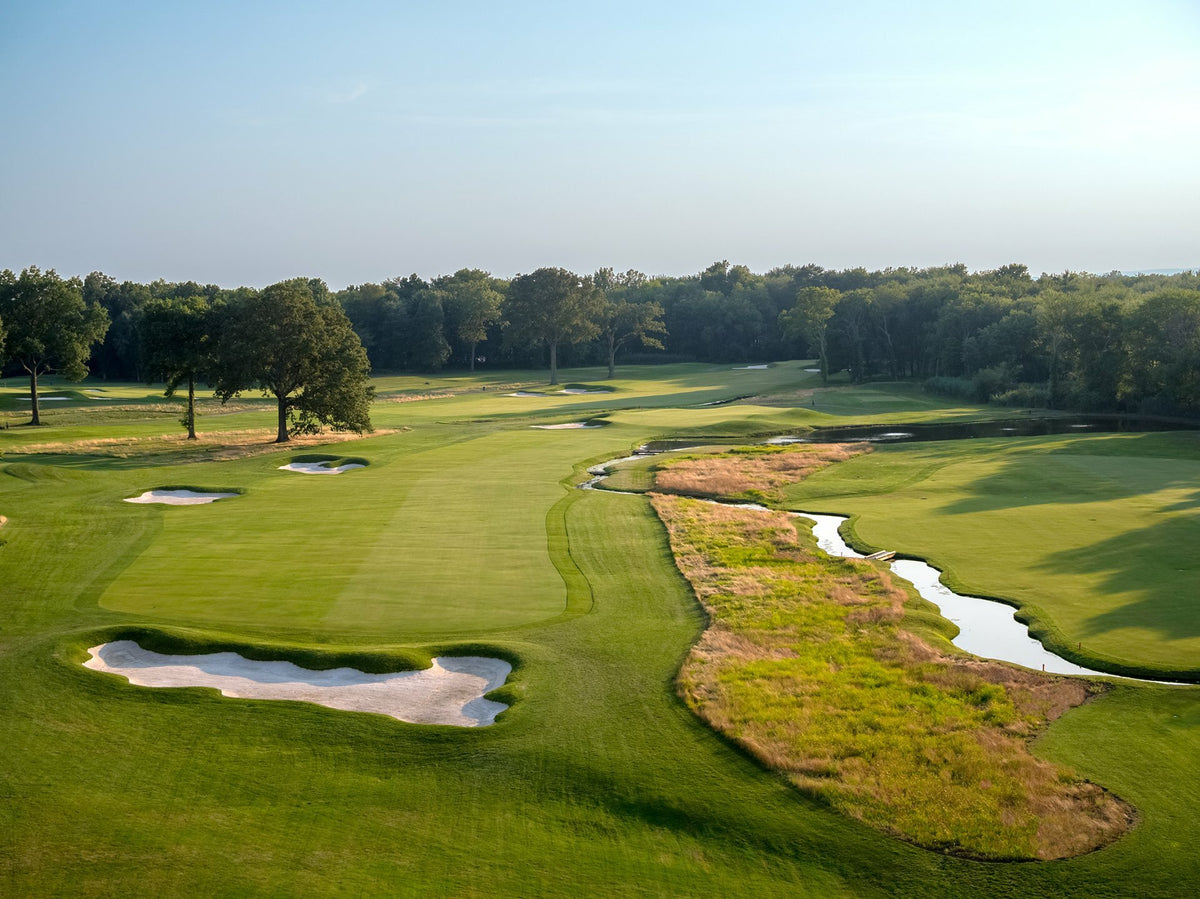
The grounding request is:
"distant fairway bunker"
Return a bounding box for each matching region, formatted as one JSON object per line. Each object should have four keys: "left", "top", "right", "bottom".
{"left": 279, "top": 454, "right": 368, "bottom": 474}
{"left": 124, "top": 488, "right": 240, "bottom": 505}
{"left": 85, "top": 641, "right": 512, "bottom": 727}
{"left": 531, "top": 421, "right": 606, "bottom": 430}
{"left": 505, "top": 383, "right": 614, "bottom": 397}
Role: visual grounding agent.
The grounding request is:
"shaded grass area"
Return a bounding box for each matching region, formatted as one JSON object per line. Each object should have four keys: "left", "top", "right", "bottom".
{"left": 782, "top": 432, "right": 1200, "bottom": 678}
{"left": 651, "top": 494, "right": 1131, "bottom": 860}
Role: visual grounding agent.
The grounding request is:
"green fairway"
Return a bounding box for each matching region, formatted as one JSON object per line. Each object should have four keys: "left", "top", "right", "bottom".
{"left": 2, "top": 368, "right": 1198, "bottom": 896}
{"left": 782, "top": 432, "right": 1200, "bottom": 678}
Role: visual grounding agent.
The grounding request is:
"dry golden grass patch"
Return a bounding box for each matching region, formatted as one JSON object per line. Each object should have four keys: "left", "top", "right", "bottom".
{"left": 380, "top": 392, "right": 456, "bottom": 403}
{"left": 654, "top": 444, "right": 870, "bottom": 502}
{"left": 5, "top": 428, "right": 399, "bottom": 462}
{"left": 651, "top": 493, "right": 1132, "bottom": 860}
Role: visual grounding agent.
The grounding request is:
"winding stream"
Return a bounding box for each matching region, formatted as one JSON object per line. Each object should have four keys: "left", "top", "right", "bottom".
{"left": 583, "top": 452, "right": 1189, "bottom": 684}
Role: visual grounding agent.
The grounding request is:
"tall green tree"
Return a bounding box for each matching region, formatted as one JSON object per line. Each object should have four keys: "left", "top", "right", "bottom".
{"left": 0, "top": 266, "right": 109, "bottom": 425}
{"left": 404, "top": 288, "right": 452, "bottom": 372}
{"left": 213, "top": 279, "right": 373, "bottom": 443}
{"left": 594, "top": 269, "right": 666, "bottom": 378}
{"left": 503, "top": 268, "right": 602, "bottom": 385}
{"left": 139, "top": 296, "right": 217, "bottom": 439}
{"left": 437, "top": 269, "right": 503, "bottom": 371}
{"left": 780, "top": 286, "right": 839, "bottom": 383}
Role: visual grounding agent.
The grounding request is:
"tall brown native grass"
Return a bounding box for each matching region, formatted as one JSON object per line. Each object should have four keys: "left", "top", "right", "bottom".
{"left": 6, "top": 427, "right": 401, "bottom": 462}
{"left": 653, "top": 443, "right": 870, "bottom": 502}
{"left": 650, "top": 449, "right": 1132, "bottom": 860}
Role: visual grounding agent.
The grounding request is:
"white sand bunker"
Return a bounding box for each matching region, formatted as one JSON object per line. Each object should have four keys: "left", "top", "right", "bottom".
{"left": 85, "top": 641, "right": 512, "bottom": 727}
{"left": 531, "top": 422, "right": 602, "bottom": 429}
{"left": 125, "top": 489, "right": 238, "bottom": 505}
{"left": 278, "top": 461, "right": 365, "bottom": 474}
{"left": 505, "top": 391, "right": 546, "bottom": 397}
{"left": 732, "top": 364, "right": 769, "bottom": 370}
{"left": 558, "top": 388, "right": 608, "bottom": 395}
{"left": 20, "top": 396, "right": 70, "bottom": 401}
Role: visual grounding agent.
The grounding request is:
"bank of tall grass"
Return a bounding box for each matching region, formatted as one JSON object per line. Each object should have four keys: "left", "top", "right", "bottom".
{"left": 652, "top": 494, "right": 1130, "bottom": 860}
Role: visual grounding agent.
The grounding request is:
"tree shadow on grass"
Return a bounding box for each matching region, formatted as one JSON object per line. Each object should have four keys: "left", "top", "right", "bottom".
{"left": 941, "top": 434, "right": 1200, "bottom": 516}
{"left": 1035, "top": 514, "right": 1200, "bottom": 643}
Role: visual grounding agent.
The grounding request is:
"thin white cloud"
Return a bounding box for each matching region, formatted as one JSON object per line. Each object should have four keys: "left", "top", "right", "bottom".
{"left": 325, "top": 81, "right": 370, "bottom": 104}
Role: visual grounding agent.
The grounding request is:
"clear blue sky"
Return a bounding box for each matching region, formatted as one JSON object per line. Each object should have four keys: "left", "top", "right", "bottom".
{"left": 2, "top": 1, "right": 1197, "bottom": 288}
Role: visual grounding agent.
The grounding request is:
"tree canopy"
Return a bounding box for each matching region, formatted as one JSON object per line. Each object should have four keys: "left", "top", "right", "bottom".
{"left": 0, "top": 266, "right": 109, "bottom": 424}
{"left": 593, "top": 269, "right": 666, "bottom": 378}
{"left": 212, "top": 279, "right": 373, "bottom": 443}
{"left": 436, "top": 269, "right": 504, "bottom": 372}
{"left": 503, "top": 267, "right": 602, "bottom": 385}
{"left": 139, "top": 295, "right": 218, "bottom": 439}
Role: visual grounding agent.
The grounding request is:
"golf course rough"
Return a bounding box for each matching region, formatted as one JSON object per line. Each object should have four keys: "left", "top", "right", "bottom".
{"left": 651, "top": 492, "right": 1134, "bottom": 860}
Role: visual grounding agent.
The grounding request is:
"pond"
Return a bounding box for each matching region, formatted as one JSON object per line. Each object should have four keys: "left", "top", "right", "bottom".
{"left": 777, "top": 415, "right": 1199, "bottom": 445}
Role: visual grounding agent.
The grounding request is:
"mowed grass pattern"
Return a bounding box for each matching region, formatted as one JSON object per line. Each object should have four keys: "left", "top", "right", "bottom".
{"left": 99, "top": 427, "right": 643, "bottom": 638}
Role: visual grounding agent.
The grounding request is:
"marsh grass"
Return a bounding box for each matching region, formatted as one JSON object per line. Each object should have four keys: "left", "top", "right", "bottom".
{"left": 651, "top": 494, "right": 1133, "bottom": 860}
{"left": 654, "top": 443, "right": 872, "bottom": 502}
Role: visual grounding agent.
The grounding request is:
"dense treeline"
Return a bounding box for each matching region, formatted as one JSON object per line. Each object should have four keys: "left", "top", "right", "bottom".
{"left": 3, "top": 262, "right": 1200, "bottom": 422}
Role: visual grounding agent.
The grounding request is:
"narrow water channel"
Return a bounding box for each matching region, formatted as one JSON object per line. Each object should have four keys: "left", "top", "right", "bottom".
{"left": 582, "top": 452, "right": 1190, "bottom": 685}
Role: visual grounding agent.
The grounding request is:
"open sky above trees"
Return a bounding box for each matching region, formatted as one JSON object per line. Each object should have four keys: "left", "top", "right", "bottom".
{"left": 1, "top": 1, "right": 1197, "bottom": 288}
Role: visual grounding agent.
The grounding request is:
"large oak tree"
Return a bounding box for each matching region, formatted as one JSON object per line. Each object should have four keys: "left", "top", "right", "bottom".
{"left": 593, "top": 268, "right": 666, "bottom": 378}
{"left": 503, "top": 267, "right": 601, "bottom": 385}
{"left": 436, "top": 268, "right": 503, "bottom": 371}
{"left": 213, "top": 279, "right": 373, "bottom": 443}
{"left": 0, "top": 267, "right": 109, "bottom": 425}
{"left": 139, "top": 296, "right": 217, "bottom": 439}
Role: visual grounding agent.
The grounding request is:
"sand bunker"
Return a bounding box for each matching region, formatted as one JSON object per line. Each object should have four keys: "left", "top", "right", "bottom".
{"left": 85, "top": 641, "right": 511, "bottom": 726}
{"left": 531, "top": 422, "right": 602, "bottom": 429}
{"left": 733, "top": 364, "right": 769, "bottom": 370}
{"left": 125, "top": 489, "right": 238, "bottom": 505}
{"left": 558, "top": 388, "right": 608, "bottom": 395}
{"left": 278, "top": 461, "right": 365, "bottom": 474}
{"left": 506, "top": 391, "right": 546, "bottom": 397}
{"left": 19, "top": 396, "right": 70, "bottom": 401}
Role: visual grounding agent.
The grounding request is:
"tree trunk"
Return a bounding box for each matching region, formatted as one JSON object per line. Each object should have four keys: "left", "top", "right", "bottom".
{"left": 469, "top": 340, "right": 477, "bottom": 372}
{"left": 29, "top": 368, "right": 41, "bottom": 426}
{"left": 275, "top": 394, "right": 290, "bottom": 443}
{"left": 818, "top": 330, "right": 830, "bottom": 386}
{"left": 186, "top": 375, "right": 197, "bottom": 440}
{"left": 607, "top": 333, "right": 616, "bottom": 379}
{"left": 549, "top": 340, "right": 559, "bottom": 386}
